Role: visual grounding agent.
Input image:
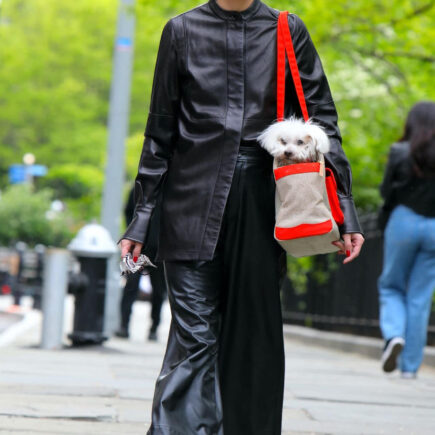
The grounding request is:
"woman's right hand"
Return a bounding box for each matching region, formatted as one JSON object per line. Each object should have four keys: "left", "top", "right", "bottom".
{"left": 119, "top": 239, "right": 143, "bottom": 262}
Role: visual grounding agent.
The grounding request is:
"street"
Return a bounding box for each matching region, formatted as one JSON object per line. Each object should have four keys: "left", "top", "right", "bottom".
{"left": 0, "top": 299, "right": 434, "bottom": 434}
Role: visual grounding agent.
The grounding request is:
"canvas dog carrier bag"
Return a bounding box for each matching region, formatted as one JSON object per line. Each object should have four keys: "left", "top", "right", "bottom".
{"left": 273, "top": 11, "right": 344, "bottom": 257}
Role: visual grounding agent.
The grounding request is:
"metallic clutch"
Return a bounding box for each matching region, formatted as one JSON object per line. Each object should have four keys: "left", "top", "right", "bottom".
{"left": 120, "top": 252, "right": 157, "bottom": 276}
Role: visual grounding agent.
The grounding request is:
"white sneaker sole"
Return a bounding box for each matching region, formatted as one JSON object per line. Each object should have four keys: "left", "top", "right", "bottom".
{"left": 382, "top": 337, "right": 405, "bottom": 373}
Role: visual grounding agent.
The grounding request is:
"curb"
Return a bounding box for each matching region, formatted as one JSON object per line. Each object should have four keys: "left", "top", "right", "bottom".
{"left": 283, "top": 324, "right": 435, "bottom": 369}
{"left": 0, "top": 309, "right": 40, "bottom": 347}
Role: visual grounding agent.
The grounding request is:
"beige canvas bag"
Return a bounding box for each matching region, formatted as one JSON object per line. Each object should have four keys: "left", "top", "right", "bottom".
{"left": 273, "top": 156, "right": 344, "bottom": 257}
{"left": 272, "top": 11, "right": 344, "bottom": 257}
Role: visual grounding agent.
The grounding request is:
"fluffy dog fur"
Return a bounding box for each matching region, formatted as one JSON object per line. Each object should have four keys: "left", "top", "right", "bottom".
{"left": 257, "top": 117, "right": 330, "bottom": 167}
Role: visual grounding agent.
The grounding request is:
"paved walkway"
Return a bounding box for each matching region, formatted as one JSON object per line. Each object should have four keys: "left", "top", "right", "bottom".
{"left": 1, "top": 297, "right": 435, "bottom": 434}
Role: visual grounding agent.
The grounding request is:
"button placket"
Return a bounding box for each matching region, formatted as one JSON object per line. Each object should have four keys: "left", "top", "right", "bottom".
{"left": 226, "top": 20, "right": 244, "bottom": 132}
{"left": 200, "top": 20, "right": 246, "bottom": 256}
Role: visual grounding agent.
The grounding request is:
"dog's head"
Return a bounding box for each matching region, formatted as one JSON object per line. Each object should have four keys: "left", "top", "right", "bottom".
{"left": 257, "top": 117, "right": 330, "bottom": 162}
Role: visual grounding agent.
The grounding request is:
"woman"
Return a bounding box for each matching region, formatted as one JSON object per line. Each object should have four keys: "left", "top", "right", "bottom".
{"left": 378, "top": 101, "right": 435, "bottom": 378}
{"left": 119, "top": 0, "right": 364, "bottom": 433}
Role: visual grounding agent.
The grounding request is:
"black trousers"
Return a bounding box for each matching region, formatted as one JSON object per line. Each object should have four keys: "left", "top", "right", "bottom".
{"left": 120, "top": 272, "right": 140, "bottom": 329}
{"left": 148, "top": 147, "right": 285, "bottom": 435}
{"left": 149, "top": 265, "right": 167, "bottom": 332}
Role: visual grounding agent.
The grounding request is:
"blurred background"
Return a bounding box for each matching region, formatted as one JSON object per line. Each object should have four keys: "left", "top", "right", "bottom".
{"left": 1, "top": 0, "right": 433, "bottom": 238}
{"left": 0, "top": 0, "right": 434, "bottom": 339}
{"left": 0, "top": 2, "right": 434, "bottom": 432}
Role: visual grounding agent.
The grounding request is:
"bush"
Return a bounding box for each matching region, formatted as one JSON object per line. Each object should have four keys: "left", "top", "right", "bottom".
{"left": 0, "top": 184, "right": 73, "bottom": 247}
{"left": 38, "top": 163, "right": 104, "bottom": 223}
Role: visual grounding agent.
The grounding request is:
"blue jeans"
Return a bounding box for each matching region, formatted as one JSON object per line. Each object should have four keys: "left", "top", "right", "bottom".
{"left": 378, "top": 205, "right": 435, "bottom": 373}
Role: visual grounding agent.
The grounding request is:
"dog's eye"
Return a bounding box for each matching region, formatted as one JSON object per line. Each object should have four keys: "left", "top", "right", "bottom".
{"left": 297, "top": 139, "right": 304, "bottom": 146}
{"left": 280, "top": 138, "right": 286, "bottom": 145}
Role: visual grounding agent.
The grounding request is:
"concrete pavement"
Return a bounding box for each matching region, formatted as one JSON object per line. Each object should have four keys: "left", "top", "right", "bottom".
{"left": 0, "top": 297, "right": 435, "bottom": 434}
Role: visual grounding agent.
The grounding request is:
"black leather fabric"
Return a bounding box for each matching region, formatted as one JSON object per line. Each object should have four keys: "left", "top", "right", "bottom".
{"left": 147, "top": 147, "right": 285, "bottom": 435}
{"left": 378, "top": 141, "right": 435, "bottom": 229}
{"left": 120, "top": 0, "right": 362, "bottom": 260}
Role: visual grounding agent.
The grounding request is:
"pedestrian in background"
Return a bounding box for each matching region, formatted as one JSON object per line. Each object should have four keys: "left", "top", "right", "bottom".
{"left": 378, "top": 101, "right": 435, "bottom": 378}
{"left": 116, "top": 186, "right": 167, "bottom": 341}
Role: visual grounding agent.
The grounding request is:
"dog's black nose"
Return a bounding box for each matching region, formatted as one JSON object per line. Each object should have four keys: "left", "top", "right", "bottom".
{"left": 284, "top": 151, "right": 292, "bottom": 158}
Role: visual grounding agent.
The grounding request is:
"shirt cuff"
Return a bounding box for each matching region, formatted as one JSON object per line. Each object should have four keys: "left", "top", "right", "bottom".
{"left": 117, "top": 206, "right": 153, "bottom": 246}
{"left": 337, "top": 195, "right": 364, "bottom": 236}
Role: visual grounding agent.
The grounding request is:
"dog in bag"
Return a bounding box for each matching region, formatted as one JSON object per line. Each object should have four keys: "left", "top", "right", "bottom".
{"left": 257, "top": 116, "right": 330, "bottom": 166}
{"left": 257, "top": 116, "right": 344, "bottom": 257}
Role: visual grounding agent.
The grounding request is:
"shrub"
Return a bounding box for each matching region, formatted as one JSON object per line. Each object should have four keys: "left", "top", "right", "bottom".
{"left": 0, "top": 184, "right": 73, "bottom": 247}
{"left": 38, "top": 163, "right": 104, "bottom": 223}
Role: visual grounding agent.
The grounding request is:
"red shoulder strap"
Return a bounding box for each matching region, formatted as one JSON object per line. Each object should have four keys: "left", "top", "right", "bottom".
{"left": 277, "top": 11, "right": 309, "bottom": 122}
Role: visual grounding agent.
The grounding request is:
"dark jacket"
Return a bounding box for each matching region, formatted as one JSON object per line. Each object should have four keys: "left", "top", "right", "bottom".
{"left": 124, "top": 187, "right": 135, "bottom": 226}
{"left": 378, "top": 141, "right": 435, "bottom": 229}
{"left": 120, "top": 0, "right": 362, "bottom": 261}
{"left": 124, "top": 185, "right": 161, "bottom": 262}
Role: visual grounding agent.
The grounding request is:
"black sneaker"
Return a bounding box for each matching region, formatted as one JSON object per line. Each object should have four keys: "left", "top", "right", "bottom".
{"left": 381, "top": 337, "right": 405, "bottom": 373}
{"left": 148, "top": 329, "right": 158, "bottom": 341}
{"left": 115, "top": 327, "right": 129, "bottom": 339}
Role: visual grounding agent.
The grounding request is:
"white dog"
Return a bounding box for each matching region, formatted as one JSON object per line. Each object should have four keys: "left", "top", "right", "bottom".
{"left": 257, "top": 117, "right": 330, "bottom": 167}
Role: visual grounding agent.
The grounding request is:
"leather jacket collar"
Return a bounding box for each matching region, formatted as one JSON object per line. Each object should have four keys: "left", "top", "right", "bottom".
{"left": 208, "top": 0, "right": 261, "bottom": 21}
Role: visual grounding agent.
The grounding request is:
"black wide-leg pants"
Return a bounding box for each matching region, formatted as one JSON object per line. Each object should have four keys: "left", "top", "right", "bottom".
{"left": 147, "top": 147, "right": 285, "bottom": 435}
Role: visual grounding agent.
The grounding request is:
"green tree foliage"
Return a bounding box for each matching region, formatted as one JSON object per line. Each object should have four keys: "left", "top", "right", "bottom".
{"left": 0, "top": 0, "right": 117, "bottom": 229}
{"left": 0, "top": 0, "right": 433, "bottom": 241}
{"left": 0, "top": 0, "right": 116, "bottom": 171}
{"left": 0, "top": 185, "right": 72, "bottom": 247}
{"left": 291, "top": 0, "right": 435, "bottom": 210}
{"left": 38, "top": 164, "right": 104, "bottom": 221}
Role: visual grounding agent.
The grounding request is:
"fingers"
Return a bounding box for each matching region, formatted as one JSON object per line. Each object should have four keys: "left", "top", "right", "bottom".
{"left": 132, "top": 242, "right": 143, "bottom": 261}
{"left": 332, "top": 233, "right": 365, "bottom": 264}
{"left": 331, "top": 240, "right": 345, "bottom": 254}
{"left": 119, "top": 239, "right": 144, "bottom": 264}
{"left": 343, "top": 234, "right": 352, "bottom": 258}
{"left": 343, "top": 233, "right": 365, "bottom": 265}
{"left": 120, "top": 239, "right": 133, "bottom": 258}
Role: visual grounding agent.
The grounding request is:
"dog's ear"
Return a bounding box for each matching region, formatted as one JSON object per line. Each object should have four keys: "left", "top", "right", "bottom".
{"left": 257, "top": 122, "right": 280, "bottom": 150}
{"left": 307, "top": 124, "right": 330, "bottom": 154}
{"left": 256, "top": 125, "right": 272, "bottom": 150}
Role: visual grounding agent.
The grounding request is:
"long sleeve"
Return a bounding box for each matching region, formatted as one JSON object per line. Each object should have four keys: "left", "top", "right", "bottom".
{"left": 380, "top": 148, "right": 398, "bottom": 202}
{"left": 377, "top": 146, "right": 398, "bottom": 230}
{"left": 124, "top": 186, "right": 136, "bottom": 227}
{"left": 289, "top": 14, "right": 362, "bottom": 235}
{"left": 119, "top": 19, "right": 180, "bottom": 244}
{"left": 378, "top": 142, "right": 410, "bottom": 229}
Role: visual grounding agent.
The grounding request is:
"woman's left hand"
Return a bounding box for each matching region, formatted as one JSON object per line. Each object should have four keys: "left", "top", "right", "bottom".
{"left": 332, "top": 233, "right": 365, "bottom": 264}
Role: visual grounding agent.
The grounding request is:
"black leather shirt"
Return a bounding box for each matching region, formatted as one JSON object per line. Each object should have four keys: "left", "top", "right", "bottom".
{"left": 379, "top": 141, "right": 435, "bottom": 228}
{"left": 120, "top": 0, "right": 362, "bottom": 261}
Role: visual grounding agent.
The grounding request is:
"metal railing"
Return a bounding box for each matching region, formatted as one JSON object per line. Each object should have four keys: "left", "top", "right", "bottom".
{"left": 281, "top": 214, "right": 435, "bottom": 345}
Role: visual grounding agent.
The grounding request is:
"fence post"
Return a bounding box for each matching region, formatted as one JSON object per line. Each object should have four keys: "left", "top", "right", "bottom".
{"left": 40, "top": 249, "right": 69, "bottom": 349}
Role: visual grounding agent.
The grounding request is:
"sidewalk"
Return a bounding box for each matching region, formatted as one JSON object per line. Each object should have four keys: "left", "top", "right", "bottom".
{"left": 1, "top": 298, "right": 435, "bottom": 434}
